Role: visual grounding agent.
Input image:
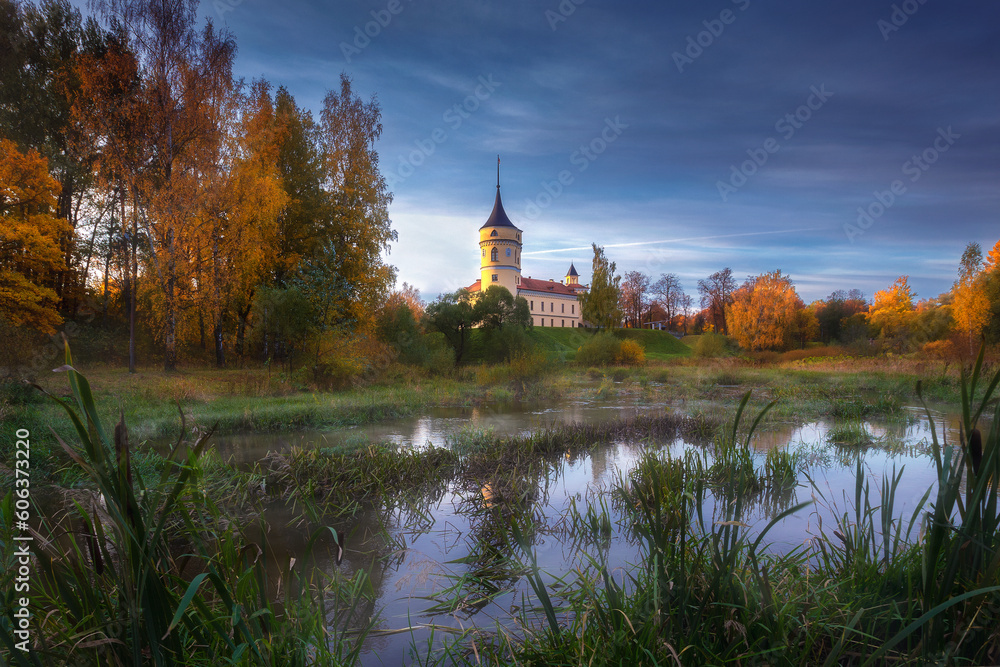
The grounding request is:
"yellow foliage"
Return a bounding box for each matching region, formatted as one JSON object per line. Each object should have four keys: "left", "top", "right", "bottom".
{"left": 0, "top": 139, "right": 71, "bottom": 334}
{"left": 952, "top": 280, "right": 989, "bottom": 339}
{"left": 726, "top": 270, "right": 802, "bottom": 351}
{"left": 615, "top": 338, "right": 646, "bottom": 366}
{"left": 986, "top": 239, "right": 1000, "bottom": 273}
{"left": 867, "top": 276, "right": 915, "bottom": 338}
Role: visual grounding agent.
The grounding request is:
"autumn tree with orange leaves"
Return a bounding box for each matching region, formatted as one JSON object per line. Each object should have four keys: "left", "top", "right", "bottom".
{"left": 192, "top": 80, "right": 286, "bottom": 367}
{"left": 726, "top": 270, "right": 803, "bottom": 351}
{"left": 0, "top": 139, "right": 72, "bottom": 333}
{"left": 950, "top": 242, "right": 990, "bottom": 351}
{"left": 86, "top": 0, "right": 238, "bottom": 371}
{"left": 867, "top": 276, "right": 915, "bottom": 350}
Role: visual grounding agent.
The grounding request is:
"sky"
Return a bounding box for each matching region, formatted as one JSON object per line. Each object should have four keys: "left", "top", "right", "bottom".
{"left": 76, "top": 0, "right": 1000, "bottom": 304}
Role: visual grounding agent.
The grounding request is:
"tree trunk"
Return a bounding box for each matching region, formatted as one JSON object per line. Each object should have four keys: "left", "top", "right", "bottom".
{"left": 212, "top": 235, "right": 224, "bottom": 367}
{"left": 163, "top": 227, "right": 177, "bottom": 371}
{"left": 235, "top": 301, "right": 251, "bottom": 357}
{"left": 214, "top": 320, "right": 225, "bottom": 368}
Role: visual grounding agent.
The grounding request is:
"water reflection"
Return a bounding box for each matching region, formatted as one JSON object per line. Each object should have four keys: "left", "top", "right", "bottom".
{"left": 152, "top": 399, "right": 673, "bottom": 466}
{"left": 150, "top": 395, "right": 970, "bottom": 664}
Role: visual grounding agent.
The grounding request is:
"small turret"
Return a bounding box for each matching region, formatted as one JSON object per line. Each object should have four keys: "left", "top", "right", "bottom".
{"left": 564, "top": 262, "right": 580, "bottom": 286}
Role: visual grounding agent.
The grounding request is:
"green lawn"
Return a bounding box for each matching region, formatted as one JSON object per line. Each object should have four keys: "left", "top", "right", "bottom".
{"left": 527, "top": 326, "right": 691, "bottom": 361}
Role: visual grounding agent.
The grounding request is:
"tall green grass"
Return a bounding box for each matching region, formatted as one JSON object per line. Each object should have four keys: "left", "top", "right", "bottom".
{"left": 447, "top": 355, "right": 1000, "bottom": 665}
{"left": 0, "top": 344, "right": 376, "bottom": 665}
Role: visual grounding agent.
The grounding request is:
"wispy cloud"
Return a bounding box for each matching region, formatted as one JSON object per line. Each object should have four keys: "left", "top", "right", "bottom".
{"left": 523, "top": 227, "right": 828, "bottom": 256}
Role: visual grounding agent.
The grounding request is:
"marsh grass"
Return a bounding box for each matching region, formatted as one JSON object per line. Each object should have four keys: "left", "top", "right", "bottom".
{"left": 430, "top": 357, "right": 1000, "bottom": 665}
{"left": 490, "top": 394, "right": 814, "bottom": 666}
{"left": 0, "top": 345, "right": 377, "bottom": 665}
{"left": 827, "top": 419, "right": 878, "bottom": 448}
{"left": 7, "top": 345, "right": 1000, "bottom": 664}
{"left": 257, "top": 443, "right": 457, "bottom": 517}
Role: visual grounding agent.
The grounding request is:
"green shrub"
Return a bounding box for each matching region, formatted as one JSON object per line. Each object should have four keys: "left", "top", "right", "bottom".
{"left": 375, "top": 302, "right": 428, "bottom": 365}
{"left": 576, "top": 333, "right": 620, "bottom": 366}
{"left": 693, "top": 332, "right": 730, "bottom": 358}
{"left": 423, "top": 333, "right": 455, "bottom": 375}
{"left": 481, "top": 323, "right": 534, "bottom": 363}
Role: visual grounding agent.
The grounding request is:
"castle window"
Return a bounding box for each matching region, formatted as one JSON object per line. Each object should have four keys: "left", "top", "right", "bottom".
{"left": 506, "top": 248, "right": 511, "bottom": 257}
{"left": 561, "top": 303, "right": 565, "bottom": 313}
{"left": 572, "top": 305, "right": 575, "bottom": 314}
{"left": 550, "top": 303, "right": 553, "bottom": 312}
{"left": 561, "top": 320, "right": 565, "bottom": 327}
{"left": 530, "top": 300, "right": 533, "bottom": 310}
{"left": 490, "top": 230, "right": 498, "bottom": 237}
{"left": 491, "top": 274, "right": 498, "bottom": 282}
{"left": 491, "top": 248, "right": 498, "bottom": 262}
{"left": 516, "top": 276, "right": 520, "bottom": 285}
{"left": 482, "top": 249, "right": 485, "bottom": 257}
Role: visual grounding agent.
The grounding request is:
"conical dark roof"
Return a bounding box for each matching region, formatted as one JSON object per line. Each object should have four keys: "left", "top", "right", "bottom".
{"left": 480, "top": 187, "right": 521, "bottom": 231}
{"left": 567, "top": 262, "right": 579, "bottom": 277}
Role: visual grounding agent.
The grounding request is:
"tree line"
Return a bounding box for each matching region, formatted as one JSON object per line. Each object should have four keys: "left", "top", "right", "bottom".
{"left": 1, "top": 0, "right": 395, "bottom": 372}
{"left": 577, "top": 240, "right": 1000, "bottom": 355}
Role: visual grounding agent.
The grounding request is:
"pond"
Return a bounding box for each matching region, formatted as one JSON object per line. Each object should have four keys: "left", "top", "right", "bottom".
{"left": 181, "top": 393, "right": 969, "bottom": 665}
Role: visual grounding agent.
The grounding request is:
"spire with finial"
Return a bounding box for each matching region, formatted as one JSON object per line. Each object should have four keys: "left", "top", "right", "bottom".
{"left": 481, "top": 155, "right": 520, "bottom": 230}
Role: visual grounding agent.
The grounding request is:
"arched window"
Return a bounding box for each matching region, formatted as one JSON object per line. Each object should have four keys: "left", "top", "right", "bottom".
{"left": 490, "top": 230, "right": 498, "bottom": 237}
{"left": 491, "top": 247, "right": 498, "bottom": 262}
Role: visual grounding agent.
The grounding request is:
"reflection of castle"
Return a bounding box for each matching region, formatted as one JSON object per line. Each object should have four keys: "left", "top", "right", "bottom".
{"left": 465, "top": 169, "right": 588, "bottom": 328}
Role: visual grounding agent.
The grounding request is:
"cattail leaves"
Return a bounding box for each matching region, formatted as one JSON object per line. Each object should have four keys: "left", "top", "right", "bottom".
{"left": 1, "top": 341, "right": 376, "bottom": 665}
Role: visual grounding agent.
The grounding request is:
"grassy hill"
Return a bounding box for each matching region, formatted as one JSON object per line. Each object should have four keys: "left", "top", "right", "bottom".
{"left": 527, "top": 327, "right": 691, "bottom": 362}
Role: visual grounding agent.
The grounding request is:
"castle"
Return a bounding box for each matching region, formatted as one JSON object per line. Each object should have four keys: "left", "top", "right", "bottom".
{"left": 465, "top": 171, "right": 587, "bottom": 328}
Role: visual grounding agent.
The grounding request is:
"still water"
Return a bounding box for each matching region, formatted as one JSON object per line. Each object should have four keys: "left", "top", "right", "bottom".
{"left": 182, "top": 396, "right": 966, "bottom": 664}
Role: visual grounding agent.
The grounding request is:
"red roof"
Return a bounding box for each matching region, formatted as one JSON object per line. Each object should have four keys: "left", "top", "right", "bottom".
{"left": 518, "top": 277, "right": 586, "bottom": 296}
{"left": 466, "top": 277, "right": 587, "bottom": 296}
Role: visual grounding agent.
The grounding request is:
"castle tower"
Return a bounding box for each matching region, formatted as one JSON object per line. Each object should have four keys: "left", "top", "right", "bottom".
{"left": 564, "top": 262, "right": 580, "bottom": 286}
{"left": 479, "top": 158, "right": 522, "bottom": 295}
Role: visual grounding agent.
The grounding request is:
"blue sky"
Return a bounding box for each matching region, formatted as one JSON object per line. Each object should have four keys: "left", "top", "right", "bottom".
{"left": 82, "top": 0, "right": 1000, "bottom": 304}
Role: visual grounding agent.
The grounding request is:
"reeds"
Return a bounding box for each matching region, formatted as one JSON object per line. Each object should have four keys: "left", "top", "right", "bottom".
{"left": 0, "top": 342, "right": 377, "bottom": 665}
{"left": 463, "top": 356, "right": 1000, "bottom": 665}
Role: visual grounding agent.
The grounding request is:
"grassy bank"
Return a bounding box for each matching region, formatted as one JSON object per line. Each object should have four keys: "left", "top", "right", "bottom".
{"left": 1, "top": 351, "right": 981, "bottom": 489}
{"left": 527, "top": 326, "right": 692, "bottom": 361}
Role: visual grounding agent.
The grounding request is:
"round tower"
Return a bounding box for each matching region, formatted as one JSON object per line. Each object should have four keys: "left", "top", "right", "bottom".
{"left": 479, "top": 161, "right": 522, "bottom": 295}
